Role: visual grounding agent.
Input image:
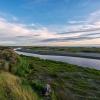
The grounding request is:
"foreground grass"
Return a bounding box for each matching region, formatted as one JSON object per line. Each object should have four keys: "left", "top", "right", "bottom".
{"left": 16, "top": 55, "right": 100, "bottom": 100}
{"left": 0, "top": 71, "right": 38, "bottom": 100}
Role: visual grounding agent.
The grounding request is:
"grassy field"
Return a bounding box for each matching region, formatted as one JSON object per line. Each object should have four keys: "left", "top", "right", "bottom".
{"left": 0, "top": 47, "right": 100, "bottom": 100}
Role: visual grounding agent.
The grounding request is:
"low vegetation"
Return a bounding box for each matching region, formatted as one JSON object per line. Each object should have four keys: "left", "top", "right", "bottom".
{"left": 16, "top": 55, "right": 100, "bottom": 100}
{"left": 0, "top": 47, "right": 19, "bottom": 72}
{"left": 0, "top": 47, "right": 38, "bottom": 100}
{"left": 0, "top": 47, "right": 100, "bottom": 100}
{"left": 28, "top": 46, "right": 100, "bottom": 53}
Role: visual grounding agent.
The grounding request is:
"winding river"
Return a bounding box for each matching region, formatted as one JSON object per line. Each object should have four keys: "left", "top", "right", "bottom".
{"left": 15, "top": 50, "right": 100, "bottom": 70}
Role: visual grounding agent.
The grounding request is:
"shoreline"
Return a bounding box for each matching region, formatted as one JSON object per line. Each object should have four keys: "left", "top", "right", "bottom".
{"left": 16, "top": 49, "right": 100, "bottom": 60}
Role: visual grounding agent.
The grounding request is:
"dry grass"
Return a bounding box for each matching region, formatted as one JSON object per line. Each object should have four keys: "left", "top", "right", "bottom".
{"left": 0, "top": 71, "right": 38, "bottom": 100}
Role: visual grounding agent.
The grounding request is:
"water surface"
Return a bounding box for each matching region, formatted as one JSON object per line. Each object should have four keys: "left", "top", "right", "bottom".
{"left": 15, "top": 51, "right": 100, "bottom": 70}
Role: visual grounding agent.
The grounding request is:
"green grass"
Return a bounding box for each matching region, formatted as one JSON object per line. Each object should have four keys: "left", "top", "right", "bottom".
{"left": 15, "top": 55, "right": 100, "bottom": 100}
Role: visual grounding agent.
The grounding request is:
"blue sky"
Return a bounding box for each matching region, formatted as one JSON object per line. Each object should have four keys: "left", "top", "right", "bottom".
{"left": 0, "top": 0, "right": 100, "bottom": 46}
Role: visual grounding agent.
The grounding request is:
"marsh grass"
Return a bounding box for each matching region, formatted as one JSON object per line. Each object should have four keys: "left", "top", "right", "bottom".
{"left": 15, "top": 55, "right": 100, "bottom": 100}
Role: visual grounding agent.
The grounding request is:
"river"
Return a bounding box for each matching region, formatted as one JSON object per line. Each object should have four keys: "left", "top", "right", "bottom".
{"left": 15, "top": 50, "right": 100, "bottom": 70}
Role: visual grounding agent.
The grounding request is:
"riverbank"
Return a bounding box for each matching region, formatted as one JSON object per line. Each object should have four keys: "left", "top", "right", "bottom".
{"left": 16, "top": 48, "right": 100, "bottom": 60}
{"left": 16, "top": 55, "right": 100, "bottom": 100}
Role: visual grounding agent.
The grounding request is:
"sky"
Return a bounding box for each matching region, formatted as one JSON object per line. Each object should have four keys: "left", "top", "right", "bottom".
{"left": 0, "top": 0, "right": 100, "bottom": 46}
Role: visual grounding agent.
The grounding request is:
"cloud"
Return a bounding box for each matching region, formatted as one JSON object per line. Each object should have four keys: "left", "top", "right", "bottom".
{"left": 47, "top": 10, "right": 100, "bottom": 34}
{"left": 40, "top": 10, "right": 100, "bottom": 43}
{"left": 88, "top": 10, "right": 100, "bottom": 23}
{"left": 0, "top": 15, "right": 57, "bottom": 45}
{"left": 0, "top": 11, "right": 19, "bottom": 22}
{"left": 41, "top": 34, "right": 100, "bottom": 42}
{"left": 0, "top": 10, "right": 100, "bottom": 46}
{"left": 68, "top": 20, "right": 87, "bottom": 24}
{"left": 59, "top": 28, "right": 100, "bottom": 34}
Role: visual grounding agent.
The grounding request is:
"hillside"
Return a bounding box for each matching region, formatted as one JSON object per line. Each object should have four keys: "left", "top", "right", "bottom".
{"left": 0, "top": 47, "right": 100, "bottom": 100}
{"left": 0, "top": 48, "right": 39, "bottom": 100}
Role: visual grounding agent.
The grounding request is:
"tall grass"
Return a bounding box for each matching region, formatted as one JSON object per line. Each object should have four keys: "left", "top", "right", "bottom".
{"left": 0, "top": 71, "right": 39, "bottom": 100}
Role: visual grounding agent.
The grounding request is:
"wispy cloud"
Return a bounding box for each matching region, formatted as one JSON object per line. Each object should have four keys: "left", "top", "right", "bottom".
{"left": 42, "top": 34, "right": 100, "bottom": 42}
{"left": 0, "top": 13, "right": 56, "bottom": 45}
{"left": 0, "top": 11, "right": 18, "bottom": 22}
{"left": 0, "top": 10, "right": 100, "bottom": 46}
{"left": 40, "top": 10, "right": 100, "bottom": 44}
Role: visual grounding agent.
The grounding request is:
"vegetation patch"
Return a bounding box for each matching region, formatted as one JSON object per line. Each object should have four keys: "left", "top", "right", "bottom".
{"left": 16, "top": 55, "right": 100, "bottom": 100}
{"left": 0, "top": 72, "right": 38, "bottom": 100}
